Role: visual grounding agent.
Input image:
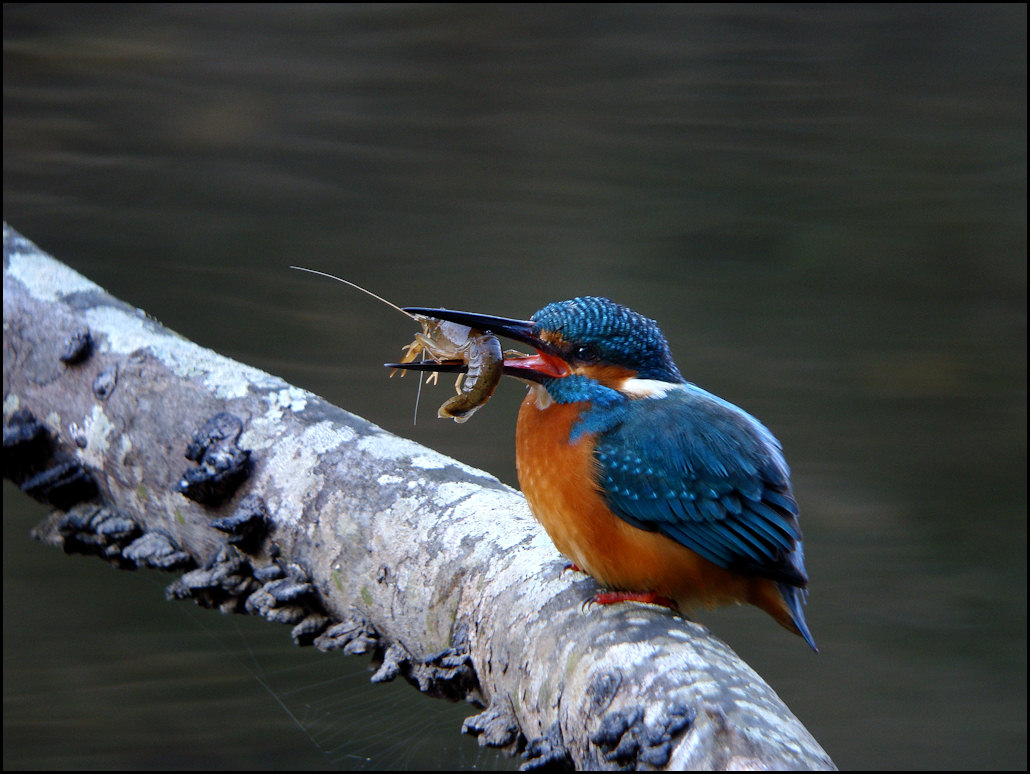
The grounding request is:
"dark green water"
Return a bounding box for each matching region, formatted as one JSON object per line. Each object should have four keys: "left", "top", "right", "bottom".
{"left": 4, "top": 5, "right": 1025, "bottom": 769}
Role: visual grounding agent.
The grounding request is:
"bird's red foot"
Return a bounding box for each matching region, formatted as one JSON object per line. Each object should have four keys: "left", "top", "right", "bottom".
{"left": 588, "top": 591, "right": 680, "bottom": 612}
{"left": 562, "top": 562, "right": 584, "bottom": 574}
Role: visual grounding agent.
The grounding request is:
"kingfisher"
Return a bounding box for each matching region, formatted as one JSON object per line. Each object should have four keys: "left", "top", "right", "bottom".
{"left": 393, "top": 296, "right": 816, "bottom": 651}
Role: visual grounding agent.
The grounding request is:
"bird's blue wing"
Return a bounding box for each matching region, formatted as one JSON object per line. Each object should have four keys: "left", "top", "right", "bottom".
{"left": 594, "top": 384, "right": 808, "bottom": 587}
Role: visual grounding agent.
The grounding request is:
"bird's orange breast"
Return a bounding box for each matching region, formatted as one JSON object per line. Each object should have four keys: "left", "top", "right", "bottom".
{"left": 515, "top": 386, "right": 798, "bottom": 627}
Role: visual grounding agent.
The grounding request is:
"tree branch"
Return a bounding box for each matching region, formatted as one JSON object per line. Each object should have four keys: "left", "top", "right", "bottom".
{"left": 3, "top": 222, "right": 835, "bottom": 771}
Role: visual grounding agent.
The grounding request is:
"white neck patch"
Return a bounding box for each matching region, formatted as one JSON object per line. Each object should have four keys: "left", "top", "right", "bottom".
{"left": 618, "top": 377, "right": 686, "bottom": 399}
{"left": 528, "top": 382, "right": 554, "bottom": 409}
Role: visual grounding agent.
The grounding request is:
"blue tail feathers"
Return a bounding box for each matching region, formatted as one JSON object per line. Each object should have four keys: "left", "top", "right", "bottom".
{"left": 780, "top": 582, "right": 818, "bottom": 652}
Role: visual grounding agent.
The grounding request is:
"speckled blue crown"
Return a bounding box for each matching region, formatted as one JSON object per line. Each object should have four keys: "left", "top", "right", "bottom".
{"left": 532, "top": 297, "right": 683, "bottom": 383}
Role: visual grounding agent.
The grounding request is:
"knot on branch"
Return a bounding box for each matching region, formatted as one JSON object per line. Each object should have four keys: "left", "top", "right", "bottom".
{"left": 122, "top": 530, "right": 194, "bottom": 571}
{"left": 5, "top": 409, "right": 99, "bottom": 509}
{"left": 522, "top": 721, "right": 573, "bottom": 771}
{"left": 463, "top": 696, "right": 523, "bottom": 750}
{"left": 177, "top": 412, "right": 251, "bottom": 505}
{"left": 211, "top": 493, "right": 269, "bottom": 553}
{"left": 3, "top": 409, "right": 51, "bottom": 479}
{"left": 370, "top": 642, "right": 410, "bottom": 684}
{"left": 245, "top": 560, "right": 332, "bottom": 645}
{"left": 313, "top": 615, "right": 380, "bottom": 655}
{"left": 167, "top": 545, "right": 260, "bottom": 613}
{"left": 369, "top": 622, "right": 480, "bottom": 702}
{"left": 92, "top": 363, "right": 118, "bottom": 401}
{"left": 590, "top": 701, "right": 696, "bottom": 769}
{"left": 20, "top": 456, "right": 98, "bottom": 511}
{"left": 416, "top": 626, "right": 477, "bottom": 700}
{"left": 59, "top": 325, "right": 93, "bottom": 365}
{"left": 167, "top": 547, "right": 333, "bottom": 643}
{"left": 30, "top": 503, "right": 149, "bottom": 568}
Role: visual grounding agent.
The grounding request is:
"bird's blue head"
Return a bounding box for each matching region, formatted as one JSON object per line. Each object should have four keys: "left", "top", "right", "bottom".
{"left": 530, "top": 297, "right": 683, "bottom": 385}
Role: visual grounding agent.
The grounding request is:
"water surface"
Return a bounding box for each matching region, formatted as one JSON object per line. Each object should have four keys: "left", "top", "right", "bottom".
{"left": 4, "top": 5, "right": 1025, "bottom": 769}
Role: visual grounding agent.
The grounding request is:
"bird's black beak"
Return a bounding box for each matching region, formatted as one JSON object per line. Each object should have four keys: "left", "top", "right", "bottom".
{"left": 385, "top": 306, "right": 570, "bottom": 382}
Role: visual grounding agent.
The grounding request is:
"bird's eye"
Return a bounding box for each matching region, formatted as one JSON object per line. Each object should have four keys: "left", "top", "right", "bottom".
{"left": 574, "top": 344, "right": 601, "bottom": 363}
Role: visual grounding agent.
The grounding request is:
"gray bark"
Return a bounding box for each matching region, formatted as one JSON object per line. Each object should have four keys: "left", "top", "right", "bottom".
{"left": 3, "top": 222, "right": 835, "bottom": 771}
